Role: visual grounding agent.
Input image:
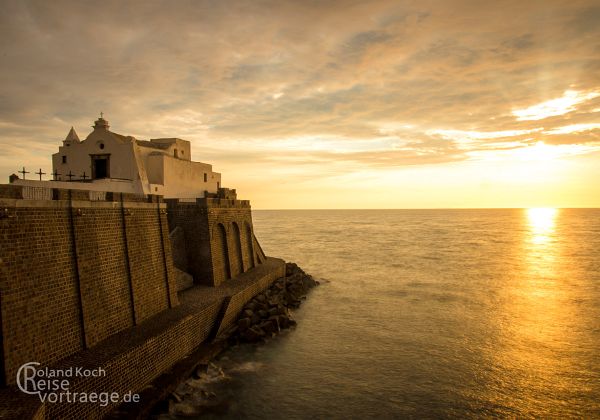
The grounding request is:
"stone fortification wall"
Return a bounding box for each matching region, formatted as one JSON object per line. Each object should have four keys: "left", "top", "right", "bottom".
{"left": 0, "top": 257, "right": 285, "bottom": 420}
{"left": 0, "top": 185, "right": 178, "bottom": 386}
{"left": 166, "top": 197, "right": 262, "bottom": 287}
{"left": 0, "top": 182, "right": 286, "bottom": 419}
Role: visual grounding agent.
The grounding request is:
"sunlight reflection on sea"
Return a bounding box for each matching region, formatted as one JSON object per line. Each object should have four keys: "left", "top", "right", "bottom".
{"left": 190, "top": 209, "right": 600, "bottom": 418}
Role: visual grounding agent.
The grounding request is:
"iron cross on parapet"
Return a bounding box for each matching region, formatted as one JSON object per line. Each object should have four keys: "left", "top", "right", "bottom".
{"left": 52, "top": 169, "right": 61, "bottom": 180}
{"left": 66, "top": 170, "right": 75, "bottom": 181}
{"left": 19, "top": 167, "right": 29, "bottom": 179}
{"left": 35, "top": 168, "right": 46, "bottom": 181}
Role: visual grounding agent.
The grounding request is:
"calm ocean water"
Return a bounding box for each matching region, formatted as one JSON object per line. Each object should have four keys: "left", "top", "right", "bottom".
{"left": 192, "top": 209, "right": 600, "bottom": 418}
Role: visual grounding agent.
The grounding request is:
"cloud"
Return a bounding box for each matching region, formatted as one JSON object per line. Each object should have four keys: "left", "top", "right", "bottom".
{"left": 0, "top": 0, "right": 599, "bottom": 185}
{"left": 543, "top": 123, "right": 600, "bottom": 135}
{"left": 512, "top": 90, "right": 600, "bottom": 121}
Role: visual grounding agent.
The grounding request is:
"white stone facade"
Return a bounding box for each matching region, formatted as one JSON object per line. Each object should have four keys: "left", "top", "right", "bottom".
{"left": 18, "top": 115, "right": 222, "bottom": 198}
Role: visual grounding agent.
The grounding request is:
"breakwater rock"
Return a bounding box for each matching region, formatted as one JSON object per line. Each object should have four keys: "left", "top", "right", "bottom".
{"left": 227, "top": 262, "right": 319, "bottom": 344}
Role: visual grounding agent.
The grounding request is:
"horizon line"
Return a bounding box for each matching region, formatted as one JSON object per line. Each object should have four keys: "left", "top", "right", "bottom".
{"left": 252, "top": 207, "right": 600, "bottom": 211}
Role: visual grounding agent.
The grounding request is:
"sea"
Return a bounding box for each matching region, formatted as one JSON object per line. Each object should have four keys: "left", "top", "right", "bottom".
{"left": 168, "top": 209, "right": 600, "bottom": 419}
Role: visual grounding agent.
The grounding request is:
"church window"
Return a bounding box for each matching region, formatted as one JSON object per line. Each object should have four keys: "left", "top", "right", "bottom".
{"left": 204, "top": 173, "right": 207, "bottom": 182}
{"left": 62, "top": 156, "right": 67, "bottom": 164}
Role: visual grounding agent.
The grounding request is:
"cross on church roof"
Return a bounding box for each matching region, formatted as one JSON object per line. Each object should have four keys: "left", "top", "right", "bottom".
{"left": 80, "top": 172, "right": 88, "bottom": 181}
{"left": 52, "top": 169, "right": 61, "bottom": 180}
{"left": 66, "top": 171, "right": 75, "bottom": 181}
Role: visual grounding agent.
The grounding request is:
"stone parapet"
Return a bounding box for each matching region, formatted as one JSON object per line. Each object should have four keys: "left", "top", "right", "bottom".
{"left": 0, "top": 183, "right": 164, "bottom": 204}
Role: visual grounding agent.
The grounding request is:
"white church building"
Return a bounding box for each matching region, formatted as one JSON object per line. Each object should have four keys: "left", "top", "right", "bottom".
{"left": 13, "top": 115, "right": 221, "bottom": 199}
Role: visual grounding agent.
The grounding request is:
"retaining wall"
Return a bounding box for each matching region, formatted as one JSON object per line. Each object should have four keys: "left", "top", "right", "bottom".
{"left": 0, "top": 185, "right": 178, "bottom": 385}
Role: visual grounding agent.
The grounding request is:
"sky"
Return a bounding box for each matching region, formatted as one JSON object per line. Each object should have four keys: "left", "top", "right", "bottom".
{"left": 0, "top": 0, "right": 599, "bottom": 209}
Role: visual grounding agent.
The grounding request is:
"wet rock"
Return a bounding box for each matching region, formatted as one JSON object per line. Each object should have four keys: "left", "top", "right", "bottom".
{"left": 192, "top": 364, "right": 208, "bottom": 379}
{"left": 242, "top": 326, "right": 265, "bottom": 343}
{"left": 202, "top": 390, "right": 217, "bottom": 399}
{"left": 260, "top": 320, "right": 277, "bottom": 335}
{"left": 228, "top": 262, "right": 316, "bottom": 343}
{"left": 170, "top": 401, "right": 199, "bottom": 417}
{"left": 267, "top": 315, "right": 281, "bottom": 332}
{"left": 224, "top": 325, "right": 238, "bottom": 337}
{"left": 237, "top": 317, "right": 252, "bottom": 330}
{"left": 278, "top": 315, "right": 290, "bottom": 329}
{"left": 285, "top": 264, "right": 295, "bottom": 276}
{"left": 207, "top": 362, "right": 225, "bottom": 378}
{"left": 173, "top": 382, "right": 195, "bottom": 399}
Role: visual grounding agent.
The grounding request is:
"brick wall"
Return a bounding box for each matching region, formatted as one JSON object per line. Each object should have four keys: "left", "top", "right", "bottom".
{"left": 230, "top": 222, "right": 244, "bottom": 277}
{"left": 45, "top": 259, "right": 283, "bottom": 419}
{"left": 0, "top": 183, "right": 284, "bottom": 418}
{"left": 47, "top": 300, "right": 222, "bottom": 419}
{"left": 206, "top": 203, "right": 261, "bottom": 287}
{"left": 73, "top": 205, "right": 133, "bottom": 347}
{"left": 0, "top": 187, "right": 178, "bottom": 385}
{"left": 0, "top": 204, "right": 84, "bottom": 385}
{"left": 124, "top": 206, "right": 173, "bottom": 322}
{"left": 166, "top": 199, "right": 265, "bottom": 287}
{"left": 245, "top": 222, "right": 256, "bottom": 270}
{"left": 212, "top": 222, "right": 231, "bottom": 284}
{"left": 0, "top": 184, "right": 23, "bottom": 199}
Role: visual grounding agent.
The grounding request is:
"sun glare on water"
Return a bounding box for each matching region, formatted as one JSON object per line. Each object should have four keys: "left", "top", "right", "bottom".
{"left": 527, "top": 207, "right": 557, "bottom": 232}
{"left": 526, "top": 207, "right": 558, "bottom": 245}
